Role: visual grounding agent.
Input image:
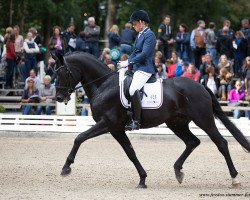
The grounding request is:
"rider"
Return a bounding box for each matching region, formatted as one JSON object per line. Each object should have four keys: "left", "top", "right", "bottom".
{"left": 119, "top": 10, "right": 157, "bottom": 131}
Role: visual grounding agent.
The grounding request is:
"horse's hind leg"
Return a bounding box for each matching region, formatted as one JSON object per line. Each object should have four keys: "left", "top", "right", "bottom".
{"left": 195, "top": 118, "right": 240, "bottom": 188}
{"left": 61, "top": 119, "right": 109, "bottom": 176}
{"left": 167, "top": 123, "right": 200, "bottom": 184}
{"left": 111, "top": 131, "right": 147, "bottom": 188}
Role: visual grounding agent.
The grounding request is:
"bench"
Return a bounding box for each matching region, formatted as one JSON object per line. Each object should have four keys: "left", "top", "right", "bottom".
{"left": 0, "top": 96, "right": 22, "bottom": 101}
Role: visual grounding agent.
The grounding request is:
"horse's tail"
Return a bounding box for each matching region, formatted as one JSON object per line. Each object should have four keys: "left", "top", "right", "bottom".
{"left": 204, "top": 86, "right": 250, "bottom": 152}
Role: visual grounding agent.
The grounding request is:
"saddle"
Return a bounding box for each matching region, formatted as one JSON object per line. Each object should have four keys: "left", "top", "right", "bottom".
{"left": 123, "top": 70, "right": 157, "bottom": 102}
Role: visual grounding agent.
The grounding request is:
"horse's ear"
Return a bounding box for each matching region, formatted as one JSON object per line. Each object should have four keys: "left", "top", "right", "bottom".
{"left": 50, "top": 51, "right": 58, "bottom": 61}
{"left": 57, "top": 53, "right": 64, "bottom": 65}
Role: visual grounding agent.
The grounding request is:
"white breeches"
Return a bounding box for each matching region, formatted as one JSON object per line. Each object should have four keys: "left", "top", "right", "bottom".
{"left": 129, "top": 70, "right": 152, "bottom": 96}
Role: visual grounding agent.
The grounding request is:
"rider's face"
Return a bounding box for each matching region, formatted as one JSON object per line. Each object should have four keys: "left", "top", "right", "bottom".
{"left": 132, "top": 21, "right": 143, "bottom": 32}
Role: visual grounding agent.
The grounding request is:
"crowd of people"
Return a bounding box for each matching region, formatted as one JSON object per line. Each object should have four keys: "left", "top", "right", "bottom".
{"left": 1, "top": 15, "right": 250, "bottom": 118}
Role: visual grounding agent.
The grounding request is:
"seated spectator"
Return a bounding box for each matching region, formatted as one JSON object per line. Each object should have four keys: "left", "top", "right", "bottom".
{"left": 99, "top": 48, "right": 110, "bottom": 62}
{"left": 120, "top": 54, "right": 128, "bottom": 61}
{"left": 170, "top": 51, "right": 182, "bottom": 64}
{"left": 108, "top": 25, "right": 120, "bottom": 49}
{"left": 25, "top": 69, "right": 41, "bottom": 89}
{"left": 218, "top": 67, "right": 233, "bottom": 100}
{"left": 21, "top": 78, "right": 39, "bottom": 115}
{"left": 200, "top": 53, "right": 216, "bottom": 82}
{"left": 104, "top": 54, "right": 115, "bottom": 67}
{"left": 228, "top": 80, "right": 245, "bottom": 119}
{"left": 175, "top": 62, "right": 189, "bottom": 77}
{"left": 182, "top": 63, "right": 200, "bottom": 82}
{"left": 166, "top": 59, "right": 177, "bottom": 78}
{"left": 202, "top": 66, "right": 220, "bottom": 96}
{"left": 23, "top": 32, "right": 40, "bottom": 78}
{"left": 155, "top": 50, "right": 165, "bottom": 63}
{"left": 155, "top": 56, "right": 167, "bottom": 79}
{"left": 75, "top": 31, "right": 88, "bottom": 52}
{"left": 36, "top": 75, "right": 56, "bottom": 115}
{"left": 243, "top": 56, "right": 250, "bottom": 91}
{"left": 218, "top": 54, "right": 234, "bottom": 74}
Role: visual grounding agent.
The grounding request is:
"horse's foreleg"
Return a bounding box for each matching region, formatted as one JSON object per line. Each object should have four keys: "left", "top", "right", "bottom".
{"left": 167, "top": 123, "right": 200, "bottom": 184}
{"left": 111, "top": 132, "right": 147, "bottom": 188}
{"left": 61, "top": 119, "right": 109, "bottom": 176}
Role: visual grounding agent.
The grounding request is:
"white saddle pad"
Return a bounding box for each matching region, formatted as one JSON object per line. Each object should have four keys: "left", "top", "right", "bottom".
{"left": 119, "top": 68, "right": 163, "bottom": 109}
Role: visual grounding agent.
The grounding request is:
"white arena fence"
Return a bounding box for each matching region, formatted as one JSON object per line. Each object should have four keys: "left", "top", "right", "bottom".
{"left": 0, "top": 114, "right": 249, "bottom": 137}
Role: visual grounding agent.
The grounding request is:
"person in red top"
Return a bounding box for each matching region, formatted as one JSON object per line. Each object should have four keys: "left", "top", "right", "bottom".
{"left": 182, "top": 63, "right": 200, "bottom": 82}
{"left": 5, "top": 33, "right": 16, "bottom": 88}
{"left": 166, "top": 59, "right": 177, "bottom": 78}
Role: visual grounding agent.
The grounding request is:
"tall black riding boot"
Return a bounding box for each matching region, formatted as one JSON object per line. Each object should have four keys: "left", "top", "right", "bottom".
{"left": 125, "top": 90, "right": 141, "bottom": 131}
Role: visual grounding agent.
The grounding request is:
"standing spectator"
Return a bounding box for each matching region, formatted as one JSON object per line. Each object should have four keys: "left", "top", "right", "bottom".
{"left": 228, "top": 80, "right": 245, "bottom": 119}
{"left": 233, "top": 31, "right": 247, "bottom": 77}
{"left": 75, "top": 31, "right": 87, "bottom": 52}
{"left": 84, "top": 17, "right": 100, "bottom": 58}
{"left": 190, "top": 20, "right": 206, "bottom": 69}
{"left": 202, "top": 66, "right": 220, "bottom": 96}
{"left": 62, "top": 24, "right": 76, "bottom": 53}
{"left": 205, "top": 22, "right": 218, "bottom": 65}
{"left": 49, "top": 26, "right": 67, "bottom": 56}
{"left": 5, "top": 33, "right": 16, "bottom": 88}
{"left": 21, "top": 78, "right": 39, "bottom": 115}
{"left": 108, "top": 25, "right": 120, "bottom": 50}
{"left": 216, "top": 26, "right": 234, "bottom": 60}
{"left": 241, "top": 19, "right": 250, "bottom": 57}
{"left": 120, "top": 23, "right": 136, "bottom": 55}
{"left": 175, "top": 24, "right": 190, "bottom": 62}
{"left": 13, "top": 25, "right": 24, "bottom": 63}
{"left": 4, "top": 27, "right": 13, "bottom": 43}
{"left": 217, "top": 19, "right": 235, "bottom": 40}
{"left": 25, "top": 69, "right": 41, "bottom": 89}
{"left": 23, "top": 32, "right": 40, "bottom": 78}
{"left": 243, "top": 56, "right": 250, "bottom": 91}
{"left": 36, "top": 75, "right": 56, "bottom": 115}
{"left": 157, "top": 15, "right": 174, "bottom": 60}
{"left": 182, "top": 63, "right": 200, "bottom": 82}
{"left": 29, "top": 27, "right": 43, "bottom": 63}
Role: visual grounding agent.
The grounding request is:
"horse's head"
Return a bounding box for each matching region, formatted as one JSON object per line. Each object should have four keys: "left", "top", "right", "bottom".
{"left": 51, "top": 52, "right": 80, "bottom": 104}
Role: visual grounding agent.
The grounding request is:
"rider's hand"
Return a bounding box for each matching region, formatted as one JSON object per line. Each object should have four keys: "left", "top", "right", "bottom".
{"left": 118, "top": 60, "right": 129, "bottom": 68}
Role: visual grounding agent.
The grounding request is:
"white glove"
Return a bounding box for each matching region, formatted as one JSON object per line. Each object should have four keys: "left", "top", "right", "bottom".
{"left": 118, "top": 60, "right": 129, "bottom": 68}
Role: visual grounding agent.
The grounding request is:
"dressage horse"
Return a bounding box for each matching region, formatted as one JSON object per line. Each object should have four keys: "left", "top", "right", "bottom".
{"left": 52, "top": 51, "right": 249, "bottom": 188}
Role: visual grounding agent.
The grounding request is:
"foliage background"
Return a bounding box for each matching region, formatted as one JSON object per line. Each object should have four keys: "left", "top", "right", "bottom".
{"left": 0, "top": 0, "right": 250, "bottom": 48}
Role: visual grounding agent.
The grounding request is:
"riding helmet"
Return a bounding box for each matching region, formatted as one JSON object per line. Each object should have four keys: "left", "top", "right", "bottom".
{"left": 129, "top": 10, "right": 150, "bottom": 23}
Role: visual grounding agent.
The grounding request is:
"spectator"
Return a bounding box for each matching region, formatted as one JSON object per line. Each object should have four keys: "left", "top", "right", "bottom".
{"left": 23, "top": 32, "right": 40, "bottom": 78}
{"left": 4, "top": 27, "right": 13, "bottom": 43}
{"left": 49, "top": 26, "right": 67, "bottom": 56}
{"left": 63, "top": 24, "right": 76, "bottom": 53}
{"left": 17, "top": 55, "right": 25, "bottom": 82}
{"left": 170, "top": 51, "right": 182, "bottom": 64}
{"left": 5, "top": 33, "right": 16, "bottom": 88}
{"left": 155, "top": 56, "right": 167, "bottom": 79}
{"left": 200, "top": 54, "right": 216, "bottom": 82}
{"left": 36, "top": 75, "right": 56, "bottom": 115}
{"left": 155, "top": 50, "right": 165, "bottom": 63}
{"left": 84, "top": 17, "right": 100, "bottom": 58}
{"left": 233, "top": 31, "right": 247, "bottom": 77}
{"left": 218, "top": 54, "right": 234, "bottom": 74}
{"left": 21, "top": 78, "right": 39, "bottom": 115}
{"left": 241, "top": 19, "right": 250, "bottom": 57}
{"left": 217, "top": 19, "right": 235, "bottom": 40}
{"left": 13, "top": 25, "right": 24, "bottom": 63}
{"left": 175, "top": 62, "right": 189, "bottom": 77}
{"left": 75, "top": 31, "right": 88, "bottom": 52}
{"left": 99, "top": 48, "right": 110, "bottom": 62}
{"left": 104, "top": 54, "right": 115, "bottom": 67}
{"left": 0, "top": 33, "right": 4, "bottom": 58}
{"left": 216, "top": 26, "right": 234, "bottom": 60}
{"left": 190, "top": 20, "right": 206, "bottom": 69}
{"left": 228, "top": 80, "right": 245, "bottom": 119}
{"left": 25, "top": 69, "right": 41, "bottom": 89}
{"left": 108, "top": 25, "right": 120, "bottom": 49}
{"left": 218, "top": 67, "right": 233, "bottom": 100}
{"left": 202, "top": 66, "right": 220, "bottom": 95}
{"left": 120, "top": 23, "right": 135, "bottom": 55}
{"left": 182, "top": 63, "right": 200, "bottom": 82}
{"left": 157, "top": 15, "right": 174, "bottom": 59}
{"left": 29, "top": 27, "right": 43, "bottom": 63}
{"left": 243, "top": 56, "right": 250, "bottom": 91}
{"left": 205, "top": 22, "right": 218, "bottom": 65}
{"left": 175, "top": 23, "right": 191, "bottom": 62}
{"left": 166, "top": 59, "right": 177, "bottom": 78}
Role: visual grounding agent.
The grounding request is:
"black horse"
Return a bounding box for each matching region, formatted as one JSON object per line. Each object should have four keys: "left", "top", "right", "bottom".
{"left": 52, "top": 51, "right": 249, "bottom": 188}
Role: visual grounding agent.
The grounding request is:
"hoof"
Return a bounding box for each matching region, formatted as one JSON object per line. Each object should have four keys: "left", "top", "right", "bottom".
{"left": 232, "top": 182, "right": 241, "bottom": 189}
{"left": 61, "top": 166, "right": 71, "bottom": 176}
{"left": 136, "top": 184, "right": 147, "bottom": 189}
{"left": 175, "top": 170, "right": 185, "bottom": 184}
